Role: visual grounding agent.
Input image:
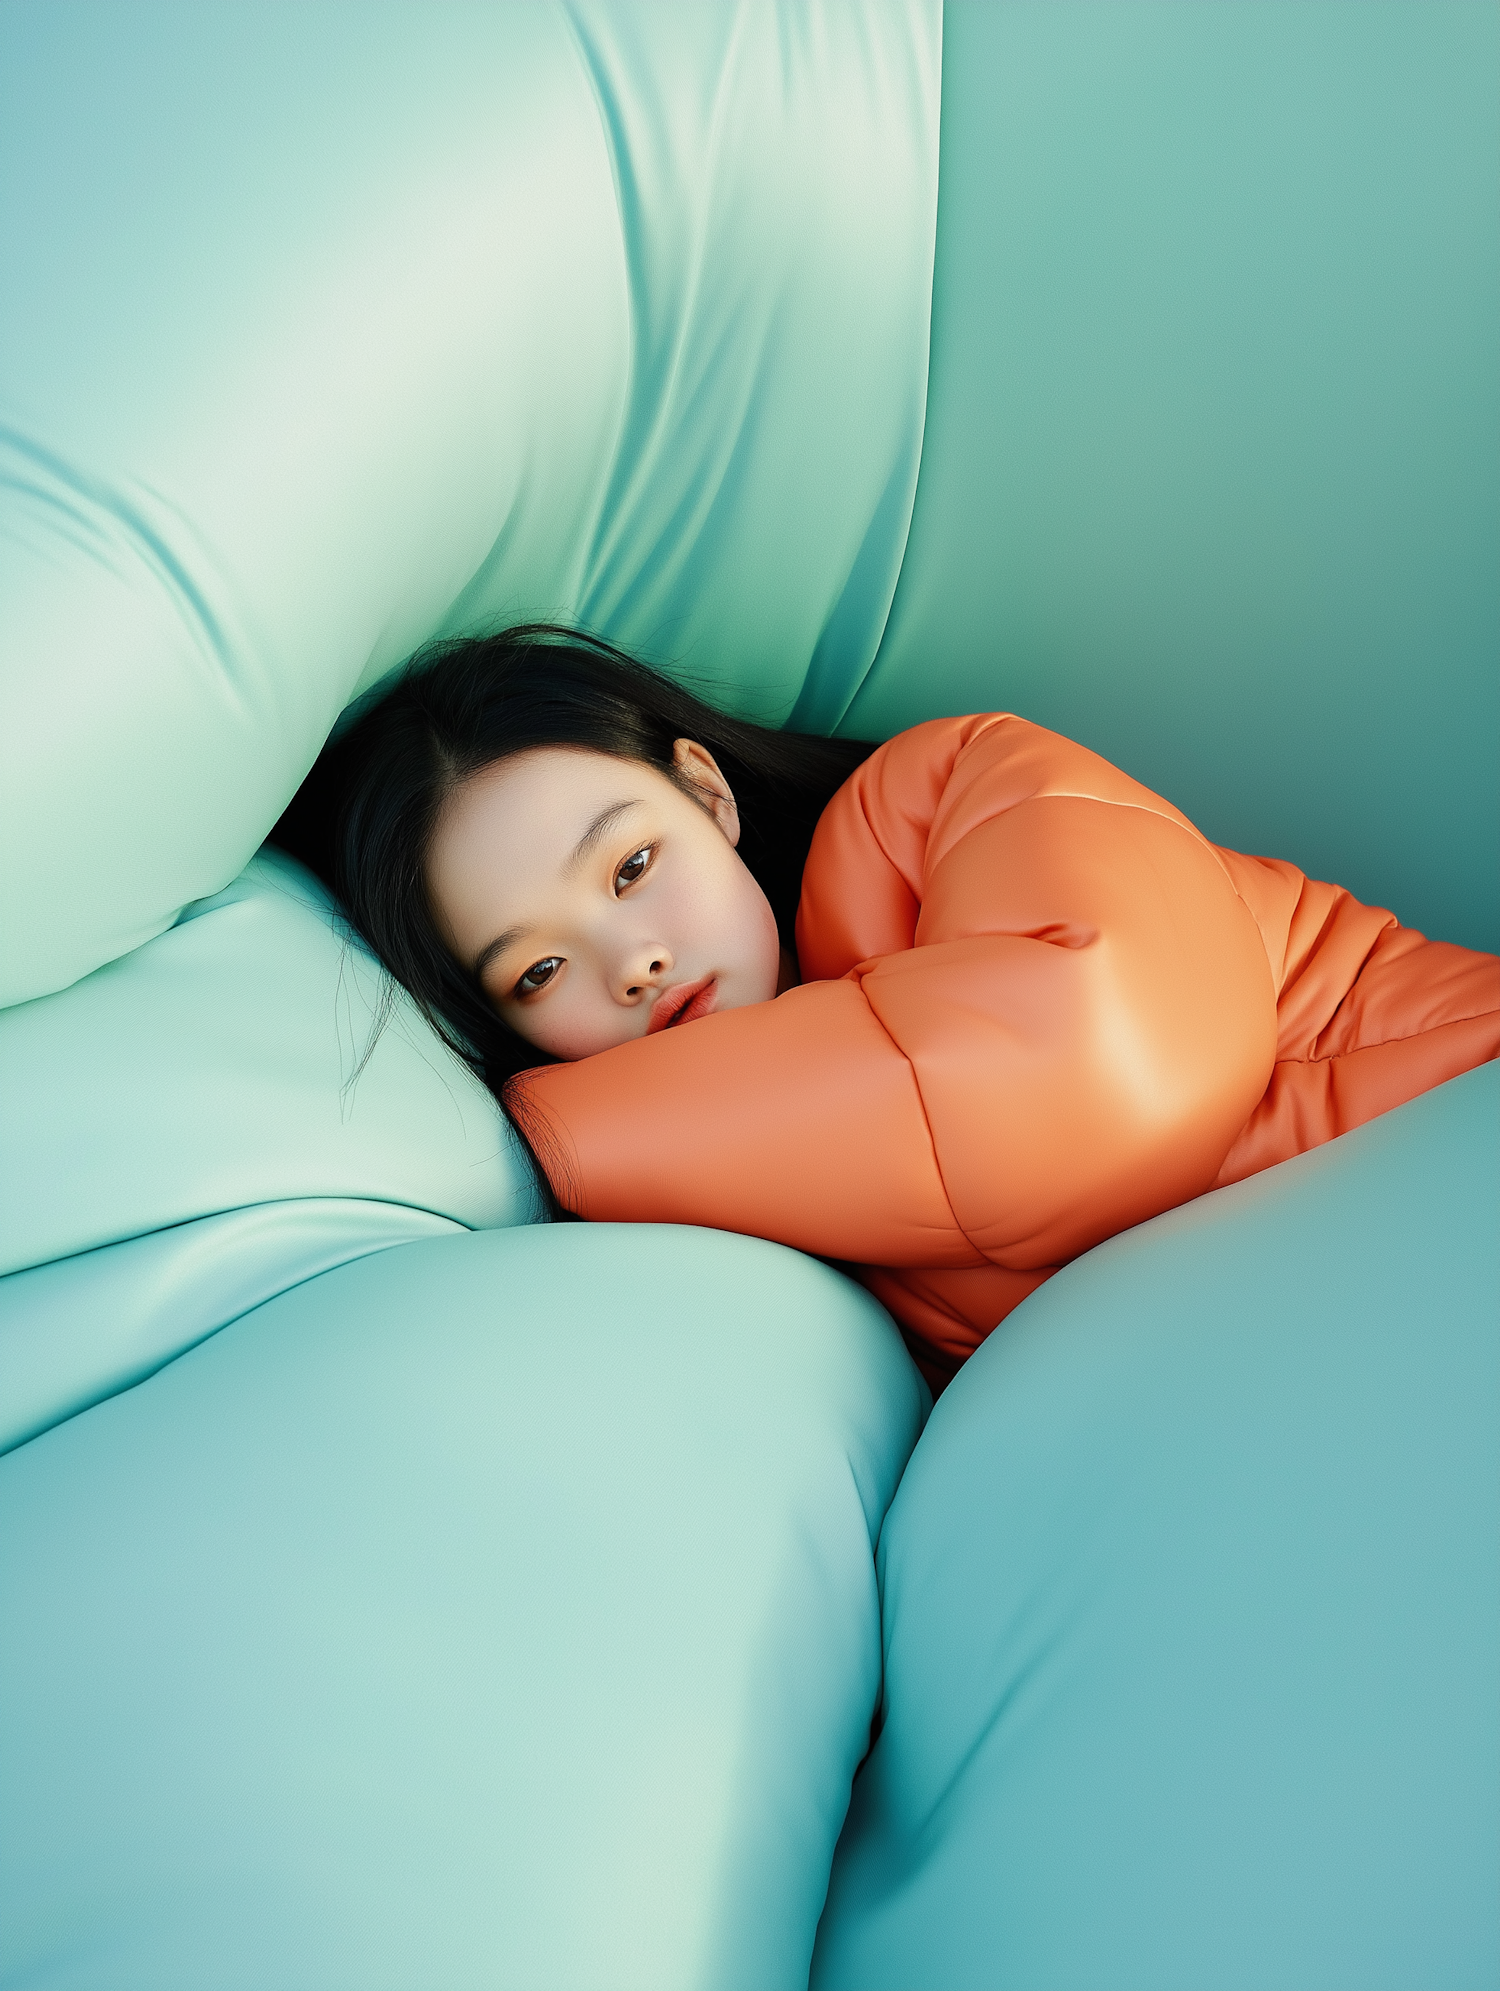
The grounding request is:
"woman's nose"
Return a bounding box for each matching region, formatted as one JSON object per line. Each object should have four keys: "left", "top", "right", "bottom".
{"left": 621, "top": 945, "right": 672, "bottom": 1000}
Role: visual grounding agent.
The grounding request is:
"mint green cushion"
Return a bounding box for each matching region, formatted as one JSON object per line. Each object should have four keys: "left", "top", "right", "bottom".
{"left": 0, "top": 1224, "right": 926, "bottom": 1990}
{"left": 0, "top": 1201, "right": 464, "bottom": 1459}
{"left": 0, "top": 849, "right": 533, "bottom": 1278}
{"left": 813, "top": 1066, "right": 1500, "bottom": 1991}
{"left": 0, "top": 0, "right": 939, "bottom": 1006}
{"left": 843, "top": 0, "right": 1500, "bottom": 952}
{"left": 0, "top": 848, "right": 538, "bottom": 1450}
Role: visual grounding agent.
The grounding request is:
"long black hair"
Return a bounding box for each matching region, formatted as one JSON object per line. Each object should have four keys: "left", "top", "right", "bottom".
{"left": 271, "top": 623, "right": 874, "bottom": 1095}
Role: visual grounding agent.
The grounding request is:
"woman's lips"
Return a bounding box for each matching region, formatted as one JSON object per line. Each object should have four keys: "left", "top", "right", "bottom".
{"left": 647, "top": 976, "right": 718, "bottom": 1034}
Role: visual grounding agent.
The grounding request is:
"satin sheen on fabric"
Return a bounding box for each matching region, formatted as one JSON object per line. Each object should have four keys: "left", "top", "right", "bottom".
{"left": 0, "top": 849, "right": 540, "bottom": 1452}
{"left": 811, "top": 1064, "right": 1500, "bottom": 1991}
{"left": 0, "top": 1225, "right": 926, "bottom": 1991}
{"left": 0, "top": 850, "right": 534, "bottom": 1282}
{"left": 0, "top": 0, "right": 939, "bottom": 1008}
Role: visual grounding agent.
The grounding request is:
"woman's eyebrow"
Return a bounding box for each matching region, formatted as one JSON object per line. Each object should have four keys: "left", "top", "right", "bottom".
{"left": 567, "top": 798, "right": 642, "bottom": 871}
{"left": 472, "top": 924, "right": 529, "bottom": 982}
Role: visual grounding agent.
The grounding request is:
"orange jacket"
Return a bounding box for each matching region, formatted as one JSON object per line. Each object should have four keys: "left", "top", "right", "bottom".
{"left": 510, "top": 716, "right": 1500, "bottom": 1382}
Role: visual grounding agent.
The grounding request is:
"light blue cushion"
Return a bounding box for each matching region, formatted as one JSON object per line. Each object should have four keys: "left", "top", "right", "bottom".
{"left": 0, "top": 1200, "right": 462, "bottom": 1458}
{"left": 0, "top": 0, "right": 939, "bottom": 1005}
{"left": 0, "top": 1223, "right": 926, "bottom": 1990}
{"left": 813, "top": 1065, "right": 1500, "bottom": 1991}
{"left": 0, "top": 848, "right": 535, "bottom": 1279}
{"left": 0, "top": 848, "right": 538, "bottom": 1450}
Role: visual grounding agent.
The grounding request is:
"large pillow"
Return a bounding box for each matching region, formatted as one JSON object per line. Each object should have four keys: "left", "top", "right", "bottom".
{"left": 0, "top": 0, "right": 940, "bottom": 1005}
{"left": 0, "top": 1223, "right": 926, "bottom": 1991}
{"left": 813, "top": 1064, "right": 1500, "bottom": 1990}
{"left": 0, "top": 848, "right": 533, "bottom": 1275}
{"left": 0, "top": 848, "right": 538, "bottom": 1450}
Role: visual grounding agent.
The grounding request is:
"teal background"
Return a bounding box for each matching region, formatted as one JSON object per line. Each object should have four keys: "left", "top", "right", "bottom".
{"left": 850, "top": 0, "right": 1500, "bottom": 953}
{"left": 814, "top": 1063, "right": 1500, "bottom": 1991}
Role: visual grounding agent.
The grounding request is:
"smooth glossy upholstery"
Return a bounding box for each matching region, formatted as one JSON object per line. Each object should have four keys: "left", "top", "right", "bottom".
{"left": 2, "top": 8, "right": 946, "bottom": 1982}
{"left": 1, "top": 1226, "right": 923, "bottom": 1988}
{"left": 2, "top": 4, "right": 1495, "bottom": 1987}
{"left": 0, "top": 850, "right": 536, "bottom": 1453}
{"left": 814, "top": 1064, "right": 1500, "bottom": 1990}
{"left": 0, "top": 0, "right": 939, "bottom": 1005}
{"left": 862, "top": 0, "right": 1500, "bottom": 955}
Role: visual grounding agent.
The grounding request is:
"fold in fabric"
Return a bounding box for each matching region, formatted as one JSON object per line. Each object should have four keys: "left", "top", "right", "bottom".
{"left": 0, "top": 1199, "right": 464, "bottom": 1455}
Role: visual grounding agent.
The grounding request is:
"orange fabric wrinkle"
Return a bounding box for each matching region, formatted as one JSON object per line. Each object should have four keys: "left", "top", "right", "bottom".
{"left": 508, "top": 715, "right": 1500, "bottom": 1381}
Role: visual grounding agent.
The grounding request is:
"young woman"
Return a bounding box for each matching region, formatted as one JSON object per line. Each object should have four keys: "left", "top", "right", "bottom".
{"left": 280, "top": 624, "right": 1500, "bottom": 1389}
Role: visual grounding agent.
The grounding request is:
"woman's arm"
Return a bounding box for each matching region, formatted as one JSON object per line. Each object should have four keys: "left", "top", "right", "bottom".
{"left": 509, "top": 717, "right": 1277, "bottom": 1272}
{"left": 507, "top": 972, "right": 983, "bottom": 1267}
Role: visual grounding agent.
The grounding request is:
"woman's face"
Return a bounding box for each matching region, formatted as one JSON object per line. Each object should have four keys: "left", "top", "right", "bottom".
{"left": 425, "top": 741, "right": 782, "bottom": 1061}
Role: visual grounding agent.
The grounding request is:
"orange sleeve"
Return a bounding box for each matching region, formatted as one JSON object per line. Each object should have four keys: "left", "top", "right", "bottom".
{"left": 506, "top": 974, "right": 983, "bottom": 1268}
{"left": 509, "top": 715, "right": 1278, "bottom": 1272}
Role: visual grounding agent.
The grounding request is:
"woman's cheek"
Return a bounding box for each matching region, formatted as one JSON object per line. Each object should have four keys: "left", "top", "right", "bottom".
{"left": 726, "top": 879, "right": 780, "bottom": 1003}
{"left": 547, "top": 989, "right": 634, "bottom": 1062}
{"left": 533, "top": 1006, "right": 590, "bottom": 1062}
{"left": 498, "top": 994, "right": 574, "bottom": 1062}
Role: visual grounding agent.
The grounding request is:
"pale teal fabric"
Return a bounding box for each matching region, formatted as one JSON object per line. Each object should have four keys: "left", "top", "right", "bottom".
{"left": 0, "top": 1224, "right": 927, "bottom": 1991}
{"left": 0, "top": 0, "right": 939, "bottom": 1006}
{"left": 0, "top": 845, "right": 540, "bottom": 1451}
{"left": 813, "top": 1066, "right": 1500, "bottom": 1991}
{"left": 0, "top": 849, "right": 536, "bottom": 1281}
{"left": 0, "top": 1201, "right": 463, "bottom": 1457}
{"left": 848, "top": 0, "right": 1500, "bottom": 953}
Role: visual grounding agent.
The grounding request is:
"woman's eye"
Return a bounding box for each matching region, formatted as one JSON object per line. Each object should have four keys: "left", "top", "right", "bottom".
{"left": 514, "top": 957, "right": 562, "bottom": 997}
{"left": 615, "top": 846, "right": 652, "bottom": 890}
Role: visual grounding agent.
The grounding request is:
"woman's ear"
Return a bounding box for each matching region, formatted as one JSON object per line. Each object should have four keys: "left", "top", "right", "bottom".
{"left": 672, "top": 738, "right": 741, "bottom": 846}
